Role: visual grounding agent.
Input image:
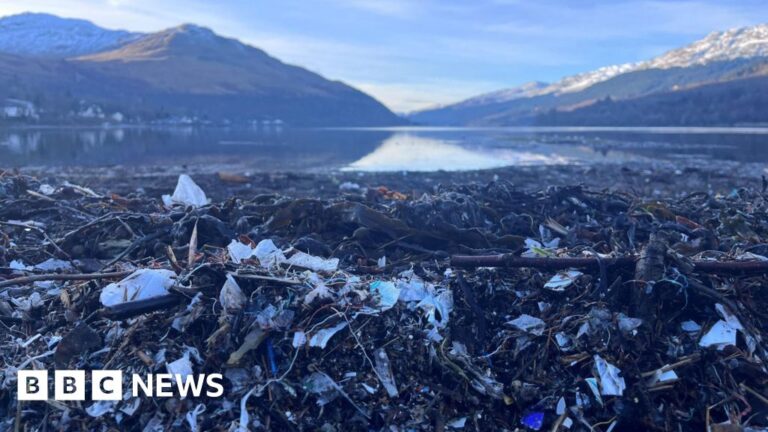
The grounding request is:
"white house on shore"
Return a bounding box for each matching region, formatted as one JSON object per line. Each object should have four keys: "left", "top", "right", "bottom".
{"left": 2, "top": 99, "right": 38, "bottom": 120}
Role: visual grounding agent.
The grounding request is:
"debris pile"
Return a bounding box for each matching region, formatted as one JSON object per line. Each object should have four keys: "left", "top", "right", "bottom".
{"left": 2, "top": 171, "right": 768, "bottom": 431}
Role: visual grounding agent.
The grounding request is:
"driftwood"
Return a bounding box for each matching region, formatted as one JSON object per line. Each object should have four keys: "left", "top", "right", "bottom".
{"left": 451, "top": 254, "right": 768, "bottom": 274}
{"left": 0, "top": 271, "right": 132, "bottom": 289}
{"left": 632, "top": 232, "right": 667, "bottom": 318}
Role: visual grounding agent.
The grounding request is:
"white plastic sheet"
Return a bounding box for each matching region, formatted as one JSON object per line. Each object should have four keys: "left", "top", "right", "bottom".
{"left": 99, "top": 269, "right": 175, "bottom": 307}
{"left": 544, "top": 270, "right": 582, "bottom": 291}
{"left": 309, "top": 322, "right": 347, "bottom": 349}
{"left": 220, "top": 274, "right": 246, "bottom": 312}
{"left": 370, "top": 281, "right": 400, "bottom": 311}
{"left": 507, "top": 314, "right": 546, "bottom": 336}
{"left": 162, "top": 174, "right": 208, "bottom": 207}
{"left": 593, "top": 355, "right": 626, "bottom": 396}
{"left": 287, "top": 251, "right": 339, "bottom": 272}
{"left": 699, "top": 303, "right": 747, "bottom": 350}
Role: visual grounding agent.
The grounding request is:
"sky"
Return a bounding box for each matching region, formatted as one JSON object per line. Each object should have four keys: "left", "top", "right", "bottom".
{"left": 0, "top": 0, "right": 767, "bottom": 112}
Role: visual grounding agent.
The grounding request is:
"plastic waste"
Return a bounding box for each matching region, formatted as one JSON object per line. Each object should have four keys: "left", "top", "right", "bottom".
{"left": 219, "top": 274, "right": 246, "bottom": 313}
{"left": 447, "top": 417, "right": 467, "bottom": 429}
{"left": 373, "top": 348, "right": 398, "bottom": 397}
{"left": 309, "top": 322, "right": 347, "bottom": 349}
{"left": 287, "top": 251, "right": 339, "bottom": 272}
{"left": 370, "top": 280, "right": 400, "bottom": 310}
{"left": 162, "top": 174, "right": 208, "bottom": 207}
{"left": 521, "top": 411, "right": 544, "bottom": 430}
{"left": 99, "top": 268, "right": 175, "bottom": 307}
{"left": 34, "top": 258, "right": 73, "bottom": 271}
{"left": 593, "top": 355, "right": 625, "bottom": 396}
{"left": 507, "top": 314, "right": 546, "bottom": 336}
{"left": 254, "top": 239, "right": 287, "bottom": 267}
{"left": 544, "top": 270, "right": 582, "bottom": 291}
{"left": 699, "top": 304, "right": 747, "bottom": 350}
{"left": 167, "top": 353, "right": 194, "bottom": 381}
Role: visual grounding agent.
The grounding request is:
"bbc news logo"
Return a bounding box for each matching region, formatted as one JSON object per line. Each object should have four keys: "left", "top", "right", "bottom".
{"left": 18, "top": 370, "right": 224, "bottom": 401}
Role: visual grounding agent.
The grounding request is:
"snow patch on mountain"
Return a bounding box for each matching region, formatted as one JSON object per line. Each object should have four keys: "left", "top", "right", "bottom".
{"left": 545, "top": 23, "right": 768, "bottom": 96}
{"left": 646, "top": 24, "right": 768, "bottom": 69}
{"left": 453, "top": 23, "right": 768, "bottom": 107}
{"left": 0, "top": 13, "right": 142, "bottom": 57}
{"left": 452, "top": 82, "right": 550, "bottom": 107}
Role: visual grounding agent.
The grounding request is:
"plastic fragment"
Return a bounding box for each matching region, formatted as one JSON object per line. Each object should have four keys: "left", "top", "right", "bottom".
{"left": 309, "top": 322, "right": 347, "bottom": 349}
{"left": 227, "top": 328, "right": 267, "bottom": 365}
{"left": 544, "top": 270, "right": 582, "bottom": 291}
{"left": 219, "top": 274, "right": 246, "bottom": 313}
{"left": 254, "top": 239, "right": 287, "bottom": 267}
{"left": 34, "top": 258, "right": 73, "bottom": 271}
{"left": 585, "top": 377, "right": 603, "bottom": 406}
{"left": 99, "top": 268, "right": 175, "bottom": 307}
{"left": 617, "top": 313, "right": 643, "bottom": 335}
{"left": 373, "top": 348, "right": 398, "bottom": 397}
{"left": 370, "top": 280, "right": 400, "bottom": 310}
{"left": 521, "top": 411, "right": 544, "bottom": 430}
{"left": 681, "top": 320, "right": 702, "bottom": 333}
{"left": 593, "top": 355, "right": 625, "bottom": 396}
{"left": 647, "top": 368, "right": 678, "bottom": 386}
{"left": 699, "top": 320, "right": 736, "bottom": 349}
{"left": 507, "top": 314, "right": 546, "bottom": 336}
{"left": 227, "top": 240, "right": 258, "bottom": 264}
{"left": 699, "top": 303, "right": 745, "bottom": 349}
{"left": 86, "top": 401, "right": 116, "bottom": 418}
{"left": 167, "top": 353, "right": 194, "bottom": 381}
{"left": 303, "top": 372, "right": 340, "bottom": 406}
{"left": 9, "top": 260, "right": 29, "bottom": 271}
{"left": 287, "top": 251, "right": 339, "bottom": 272}
{"left": 162, "top": 174, "right": 208, "bottom": 207}
{"left": 556, "top": 397, "right": 566, "bottom": 415}
{"left": 447, "top": 417, "right": 467, "bottom": 429}
{"left": 185, "top": 404, "right": 206, "bottom": 432}
{"left": 292, "top": 331, "right": 307, "bottom": 348}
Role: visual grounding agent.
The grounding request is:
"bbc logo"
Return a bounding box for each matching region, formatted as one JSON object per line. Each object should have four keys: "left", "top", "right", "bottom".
{"left": 17, "top": 370, "right": 224, "bottom": 400}
{"left": 18, "top": 370, "right": 123, "bottom": 401}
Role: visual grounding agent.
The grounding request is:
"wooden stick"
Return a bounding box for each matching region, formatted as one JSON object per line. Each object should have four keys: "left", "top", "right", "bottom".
{"left": 451, "top": 254, "right": 635, "bottom": 270}
{"left": 0, "top": 271, "right": 131, "bottom": 289}
{"left": 451, "top": 254, "right": 768, "bottom": 274}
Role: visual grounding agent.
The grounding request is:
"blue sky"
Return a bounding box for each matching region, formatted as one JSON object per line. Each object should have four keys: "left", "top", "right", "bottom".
{"left": 1, "top": 0, "right": 767, "bottom": 112}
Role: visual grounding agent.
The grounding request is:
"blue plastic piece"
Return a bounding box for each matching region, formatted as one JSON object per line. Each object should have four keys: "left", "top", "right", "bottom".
{"left": 521, "top": 411, "right": 544, "bottom": 430}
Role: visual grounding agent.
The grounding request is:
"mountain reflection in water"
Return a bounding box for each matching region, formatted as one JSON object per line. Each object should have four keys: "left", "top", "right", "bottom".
{"left": 2, "top": 126, "right": 768, "bottom": 171}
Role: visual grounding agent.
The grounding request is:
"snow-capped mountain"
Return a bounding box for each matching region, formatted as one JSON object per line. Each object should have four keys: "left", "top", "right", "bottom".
{"left": 0, "top": 13, "right": 141, "bottom": 57}
{"left": 410, "top": 22, "right": 768, "bottom": 126}
{"left": 450, "top": 81, "right": 550, "bottom": 107}
{"left": 0, "top": 13, "right": 402, "bottom": 126}
{"left": 474, "top": 24, "right": 768, "bottom": 101}
{"left": 546, "top": 23, "right": 768, "bottom": 95}
{"left": 645, "top": 24, "right": 768, "bottom": 69}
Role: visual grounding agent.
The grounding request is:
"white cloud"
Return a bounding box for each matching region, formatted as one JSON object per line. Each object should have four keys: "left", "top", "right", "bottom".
{"left": 352, "top": 80, "right": 507, "bottom": 113}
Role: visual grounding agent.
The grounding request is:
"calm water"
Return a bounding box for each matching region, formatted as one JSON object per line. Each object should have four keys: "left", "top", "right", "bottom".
{"left": 2, "top": 126, "right": 768, "bottom": 171}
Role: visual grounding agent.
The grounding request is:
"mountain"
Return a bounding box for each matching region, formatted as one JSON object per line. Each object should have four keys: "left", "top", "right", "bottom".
{"left": 0, "top": 13, "right": 402, "bottom": 126}
{"left": 0, "top": 13, "right": 140, "bottom": 57}
{"left": 409, "top": 23, "right": 768, "bottom": 126}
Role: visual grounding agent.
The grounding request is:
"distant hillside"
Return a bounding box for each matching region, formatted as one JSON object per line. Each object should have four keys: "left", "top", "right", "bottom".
{"left": 0, "top": 13, "right": 403, "bottom": 126}
{"left": 0, "top": 13, "right": 140, "bottom": 57}
{"left": 535, "top": 76, "right": 768, "bottom": 126}
{"left": 410, "top": 23, "right": 768, "bottom": 126}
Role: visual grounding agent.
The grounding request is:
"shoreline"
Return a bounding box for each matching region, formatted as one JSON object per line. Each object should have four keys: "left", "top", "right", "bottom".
{"left": 2, "top": 163, "right": 767, "bottom": 430}
{"left": 11, "top": 158, "right": 763, "bottom": 201}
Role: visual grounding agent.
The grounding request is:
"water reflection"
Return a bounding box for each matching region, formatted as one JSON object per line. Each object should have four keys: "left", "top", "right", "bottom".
{"left": 345, "top": 134, "right": 576, "bottom": 171}
{"left": 1, "top": 126, "right": 768, "bottom": 171}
